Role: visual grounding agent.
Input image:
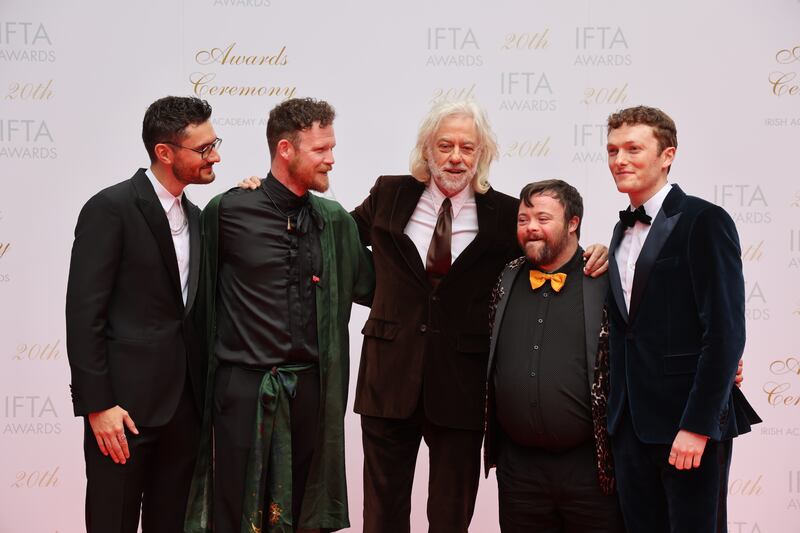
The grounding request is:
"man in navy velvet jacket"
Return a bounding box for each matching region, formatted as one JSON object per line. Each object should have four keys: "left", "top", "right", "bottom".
{"left": 604, "top": 105, "right": 759, "bottom": 532}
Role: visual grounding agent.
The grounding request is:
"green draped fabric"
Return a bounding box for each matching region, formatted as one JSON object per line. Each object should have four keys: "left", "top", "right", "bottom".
{"left": 185, "top": 192, "right": 374, "bottom": 533}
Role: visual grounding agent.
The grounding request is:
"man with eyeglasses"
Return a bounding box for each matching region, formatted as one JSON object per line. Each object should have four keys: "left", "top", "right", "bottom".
{"left": 66, "top": 96, "right": 220, "bottom": 533}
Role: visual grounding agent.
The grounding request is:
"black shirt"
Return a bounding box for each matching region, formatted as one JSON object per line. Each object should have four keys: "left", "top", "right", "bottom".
{"left": 493, "top": 248, "right": 592, "bottom": 450}
{"left": 215, "top": 173, "right": 323, "bottom": 367}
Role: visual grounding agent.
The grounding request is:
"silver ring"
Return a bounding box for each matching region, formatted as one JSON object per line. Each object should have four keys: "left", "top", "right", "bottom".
{"left": 119, "top": 434, "right": 127, "bottom": 441}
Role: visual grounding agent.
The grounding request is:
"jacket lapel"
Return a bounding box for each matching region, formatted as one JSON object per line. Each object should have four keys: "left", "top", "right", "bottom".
{"left": 389, "top": 179, "right": 428, "bottom": 287}
{"left": 582, "top": 274, "right": 608, "bottom": 388}
{"left": 131, "top": 169, "right": 183, "bottom": 307}
{"left": 487, "top": 259, "right": 525, "bottom": 373}
{"left": 184, "top": 198, "right": 201, "bottom": 315}
{"left": 628, "top": 185, "right": 685, "bottom": 321}
{"left": 608, "top": 221, "right": 628, "bottom": 323}
{"left": 447, "top": 188, "right": 497, "bottom": 280}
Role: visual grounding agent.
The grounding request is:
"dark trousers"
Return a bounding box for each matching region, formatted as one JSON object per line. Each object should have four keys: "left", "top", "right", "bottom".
{"left": 212, "top": 364, "right": 321, "bottom": 533}
{"left": 83, "top": 382, "right": 200, "bottom": 533}
{"left": 361, "top": 407, "right": 483, "bottom": 533}
{"left": 496, "top": 434, "right": 625, "bottom": 533}
{"left": 611, "top": 407, "right": 732, "bottom": 533}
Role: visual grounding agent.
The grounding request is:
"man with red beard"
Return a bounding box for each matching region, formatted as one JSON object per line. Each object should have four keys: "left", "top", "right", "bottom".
{"left": 351, "top": 102, "right": 608, "bottom": 533}
{"left": 186, "top": 98, "right": 373, "bottom": 533}
{"left": 484, "top": 180, "right": 624, "bottom": 533}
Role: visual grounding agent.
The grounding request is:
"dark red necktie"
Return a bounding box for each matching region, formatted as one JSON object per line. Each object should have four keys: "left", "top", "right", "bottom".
{"left": 425, "top": 198, "right": 452, "bottom": 287}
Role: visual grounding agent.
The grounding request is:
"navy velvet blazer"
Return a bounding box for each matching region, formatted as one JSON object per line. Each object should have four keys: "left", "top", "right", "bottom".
{"left": 606, "top": 184, "right": 759, "bottom": 443}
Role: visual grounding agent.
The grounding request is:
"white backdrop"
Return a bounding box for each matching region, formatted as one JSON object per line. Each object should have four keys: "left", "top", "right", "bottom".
{"left": 1, "top": 0, "right": 799, "bottom": 531}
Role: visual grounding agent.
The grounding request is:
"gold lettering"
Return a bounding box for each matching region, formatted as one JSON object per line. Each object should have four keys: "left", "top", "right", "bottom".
{"left": 763, "top": 381, "right": 800, "bottom": 406}
{"left": 769, "top": 71, "right": 800, "bottom": 96}
{"left": 195, "top": 43, "right": 288, "bottom": 67}
{"left": 775, "top": 45, "right": 800, "bottom": 65}
{"left": 504, "top": 137, "right": 551, "bottom": 158}
{"left": 768, "top": 357, "right": 800, "bottom": 376}
{"left": 189, "top": 72, "right": 295, "bottom": 99}
{"left": 728, "top": 474, "right": 764, "bottom": 496}
{"left": 581, "top": 84, "right": 628, "bottom": 105}
{"left": 741, "top": 241, "right": 765, "bottom": 262}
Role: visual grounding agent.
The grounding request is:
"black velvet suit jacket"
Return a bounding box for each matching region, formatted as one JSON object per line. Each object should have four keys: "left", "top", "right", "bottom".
{"left": 66, "top": 169, "right": 205, "bottom": 427}
{"left": 607, "top": 184, "right": 759, "bottom": 443}
{"left": 351, "top": 175, "right": 520, "bottom": 431}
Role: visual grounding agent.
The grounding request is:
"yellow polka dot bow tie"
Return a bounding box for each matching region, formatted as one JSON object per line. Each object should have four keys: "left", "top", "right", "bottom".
{"left": 529, "top": 270, "right": 567, "bottom": 292}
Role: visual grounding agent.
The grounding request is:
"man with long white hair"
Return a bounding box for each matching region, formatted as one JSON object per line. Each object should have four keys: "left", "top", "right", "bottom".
{"left": 351, "top": 100, "right": 607, "bottom": 532}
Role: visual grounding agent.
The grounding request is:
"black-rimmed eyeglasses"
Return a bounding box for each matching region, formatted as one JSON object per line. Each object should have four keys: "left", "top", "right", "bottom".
{"left": 162, "top": 137, "right": 222, "bottom": 159}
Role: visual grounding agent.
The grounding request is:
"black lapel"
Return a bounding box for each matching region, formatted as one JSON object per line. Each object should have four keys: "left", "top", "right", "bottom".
{"left": 488, "top": 260, "right": 525, "bottom": 373}
{"left": 608, "top": 221, "right": 628, "bottom": 323}
{"left": 446, "top": 188, "right": 497, "bottom": 280}
{"left": 131, "top": 169, "right": 183, "bottom": 305}
{"left": 184, "top": 196, "right": 201, "bottom": 315}
{"left": 582, "top": 274, "right": 608, "bottom": 387}
{"left": 389, "top": 178, "right": 428, "bottom": 287}
{"left": 628, "top": 185, "right": 684, "bottom": 321}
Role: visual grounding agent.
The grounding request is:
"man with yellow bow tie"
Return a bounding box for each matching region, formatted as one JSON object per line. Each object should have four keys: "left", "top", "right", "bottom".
{"left": 484, "top": 179, "right": 625, "bottom": 533}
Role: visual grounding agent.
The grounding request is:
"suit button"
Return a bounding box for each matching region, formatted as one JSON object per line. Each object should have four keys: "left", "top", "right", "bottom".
{"left": 419, "top": 324, "right": 428, "bottom": 333}
{"left": 431, "top": 296, "right": 440, "bottom": 302}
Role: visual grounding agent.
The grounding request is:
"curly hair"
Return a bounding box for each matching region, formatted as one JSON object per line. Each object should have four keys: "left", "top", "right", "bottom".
{"left": 266, "top": 98, "right": 336, "bottom": 159}
{"left": 606, "top": 105, "right": 677, "bottom": 153}
{"left": 142, "top": 96, "right": 213, "bottom": 163}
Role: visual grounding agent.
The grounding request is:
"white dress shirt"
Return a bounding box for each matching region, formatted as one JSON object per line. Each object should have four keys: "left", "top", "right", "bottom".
{"left": 615, "top": 182, "right": 672, "bottom": 312}
{"left": 404, "top": 180, "right": 478, "bottom": 266}
{"left": 146, "top": 168, "right": 190, "bottom": 304}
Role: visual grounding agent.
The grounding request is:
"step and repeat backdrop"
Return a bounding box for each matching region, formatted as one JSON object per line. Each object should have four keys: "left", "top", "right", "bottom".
{"left": 1, "top": 0, "right": 799, "bottom": 531}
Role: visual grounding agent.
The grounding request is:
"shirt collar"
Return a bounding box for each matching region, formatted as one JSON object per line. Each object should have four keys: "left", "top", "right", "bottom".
{"left": 264, "top": 172, "right": 309, "bottom": 211}
{"left": 629, "top": 182, "right": 671, "bottom": 220}
{"left": 428, "top": 179, "right": 475, "bottom": 218}
{"left": 145, "top": 167, "right": 183, "bottom": 212}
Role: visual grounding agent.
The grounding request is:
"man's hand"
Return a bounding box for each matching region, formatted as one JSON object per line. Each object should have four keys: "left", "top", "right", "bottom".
{"left": 583, "top": 244, "right": 609, "bottom": 277}
{"left": 238, "top": 176, "right": 261, "bottom": 190}
{"left": 668, "top": 429, "right": 708, "bottom": 470}
{"left": 87, "top": 405, "right": 139, "bottom": 464}
{"left": 735, "top": 358, "right": 744, "bottom": 388}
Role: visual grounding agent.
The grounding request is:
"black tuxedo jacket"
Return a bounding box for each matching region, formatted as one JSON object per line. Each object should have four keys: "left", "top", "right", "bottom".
{"left": 484, "top": 257, "right": 610, "bottom": 481}
{"left": 607, "top": 184, "right": 759, "bottom": 443}
{"left": 66, "top": 169, "right": 205, "bottom": 427}
{"left": 351, "top": 175, "right": 520, "bottom": 431}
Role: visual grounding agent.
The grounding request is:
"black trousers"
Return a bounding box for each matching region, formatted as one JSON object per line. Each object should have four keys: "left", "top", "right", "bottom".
{"left": 212, "top": 364, "right": 321, "bottom": 533}
{"left": 83, "top": 381, "right": 200, "bottom": 533}
{"left": 496, "top": 433, "right": 625, "bottom": 533}
{"left": 611, "top": 406, "right": 732, "bottom": 533}
{"left": 360, "top": 405, "right": 483, "bottom": 533}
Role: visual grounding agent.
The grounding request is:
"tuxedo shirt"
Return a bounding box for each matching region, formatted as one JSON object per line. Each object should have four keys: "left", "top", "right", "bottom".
{"left": 403, "top": 180, "right": 478, "bottom": 264}
{"left": 615, "top": 182, "right": 671, "bottom": 312}
{"left": 146, "top": 168, "right": 190, "bottom": 304}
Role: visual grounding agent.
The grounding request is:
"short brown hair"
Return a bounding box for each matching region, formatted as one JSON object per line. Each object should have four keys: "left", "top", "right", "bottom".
{"left": 142, "top": 96, "right": 213, "bottom": 163}
{"left": 519, "top": 179, "right": 583, "bottom": 239}
{"left": 266, "top": 98, "right": 336, "bottom": 159}
{"left": 607, "top": 105, "right": 677, "bottom": 153}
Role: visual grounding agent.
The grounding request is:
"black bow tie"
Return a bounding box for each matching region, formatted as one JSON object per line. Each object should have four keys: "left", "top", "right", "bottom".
{"left": 619, "top": 205, "right": 652, "bottom": 228}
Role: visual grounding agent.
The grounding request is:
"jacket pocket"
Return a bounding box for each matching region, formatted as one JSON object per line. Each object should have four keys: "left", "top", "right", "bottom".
{"left": 663, "top": 352, "right": 700, "bottom": 375}
{"left": 361, "top": 318, "right": 399, "bottom": 340}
